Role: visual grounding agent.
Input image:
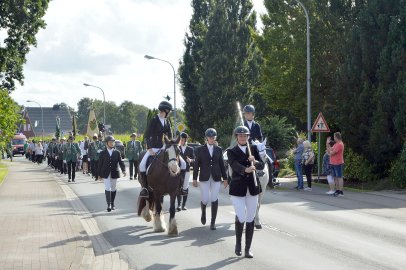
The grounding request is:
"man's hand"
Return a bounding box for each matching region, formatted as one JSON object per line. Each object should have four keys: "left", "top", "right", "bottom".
{"left": 245, "top": 165, "right": 256, "bottom": 174}
{"left": 148, "top": 149, "right": 156, "bottom": 156}
{"left": 223, "top": 179, "right": 229, "bottom": 188}
{"left": 192, "top": 179, "right": 198, "bottom": 187}
{"left": 186, "top": 157, "right": 192, "bottom": 163}
{"left": 63, "top": 160, "right": 67, "bottom": 164}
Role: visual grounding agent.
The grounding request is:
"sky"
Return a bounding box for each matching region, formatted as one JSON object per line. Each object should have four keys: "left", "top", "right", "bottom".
{"left": 11, "top": 0, "right": 267, "bottom": 112}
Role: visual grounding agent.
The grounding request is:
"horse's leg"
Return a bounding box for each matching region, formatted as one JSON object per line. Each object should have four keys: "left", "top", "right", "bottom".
{"left": 153, "top": 194, "right": 166, "bottom": 232}
{"left": 168, "top": 193, "right": 178, "bottom": 236}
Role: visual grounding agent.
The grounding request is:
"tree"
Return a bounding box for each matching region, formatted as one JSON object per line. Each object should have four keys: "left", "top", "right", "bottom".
{"left": 0, "top": 89, "right": 22, "bottom": 143}
{"left": 0, "top": 0, "right": 50, "bottom": 91}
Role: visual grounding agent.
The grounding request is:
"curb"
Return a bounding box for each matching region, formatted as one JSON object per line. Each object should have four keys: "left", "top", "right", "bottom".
{"left": 48, "top": 167, "right": 133, "bottom": 270}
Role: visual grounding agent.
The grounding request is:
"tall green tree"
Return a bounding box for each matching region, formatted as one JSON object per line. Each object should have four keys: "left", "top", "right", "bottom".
{"left": 0, "top": 0, "right": 50, "bottom": 91}
{"left": 0, "top": 89, "right": 22, "bottom": 143}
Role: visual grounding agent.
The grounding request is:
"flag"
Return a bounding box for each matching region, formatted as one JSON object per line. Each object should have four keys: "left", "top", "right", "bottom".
{"left": 55, "top": 116, "right": 61, "bottom": 139}
{"left": 86, "top": 108, "right": 98, "bottom": 137}
{"left": 72, "top": 114, "right": 77, "bottom": 138}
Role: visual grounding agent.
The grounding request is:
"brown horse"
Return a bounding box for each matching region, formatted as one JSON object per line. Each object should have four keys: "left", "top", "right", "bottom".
{"left": 138, "top": 136, "right": 182, "bottom": 236}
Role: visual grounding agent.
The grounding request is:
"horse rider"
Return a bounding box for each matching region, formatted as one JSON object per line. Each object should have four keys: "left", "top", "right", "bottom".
{"left": 97, "top": 135, "right": 126, "bottom": 212}
{"left": 126, "top": 133, "right": 143, "bottom": 180}
{"left": 193, "top": 128, "right": 228, "bottom": 230}
{"left": 227, "top": 126, "right": 264, "bottom": 258}
{"left": 243, "top": 105, "right": 263, "bottom": 143}
{"left": 176, "top": 132, "right": 195, "bottom": 211}
{"left": 139, "top": 101, "right": 187, "bottom": 198}
{"left": 63, "top": 136, "right": 81, "bottom": 182}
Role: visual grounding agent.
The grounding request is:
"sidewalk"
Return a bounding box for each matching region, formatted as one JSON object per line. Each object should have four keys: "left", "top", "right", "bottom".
{"left": 0, "top": 159, "right": 131, "bottom": 270}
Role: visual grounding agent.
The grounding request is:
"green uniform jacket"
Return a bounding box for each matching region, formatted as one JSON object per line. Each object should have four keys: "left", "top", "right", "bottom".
{"left": 88, "top": 141, "right": 97, "bottom": 160}
{"left": 126, "top": 140, "right": 143, "bottom": 161}
{"left": 63, "top": 143, "right": 81, "bottom": 162}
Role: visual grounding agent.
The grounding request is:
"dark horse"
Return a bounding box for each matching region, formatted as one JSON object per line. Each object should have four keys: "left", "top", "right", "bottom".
{"left": 137, "top": 136, "right": 182, "bottom": 236}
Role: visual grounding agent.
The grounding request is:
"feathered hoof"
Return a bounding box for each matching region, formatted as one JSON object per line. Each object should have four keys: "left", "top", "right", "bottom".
{"left": 167, "top": 219, "right": 178, "bottom": 236}
{"left": 153, "top": 214, "right": 166, "bottom": 232}
{"left": 141, "top": 201, "right": 152, "bottom": 222}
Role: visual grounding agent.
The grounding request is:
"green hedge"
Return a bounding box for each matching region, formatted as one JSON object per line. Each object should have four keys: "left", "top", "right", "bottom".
{"left": 390, "top": 142, "right": 406, "bottom": 189}
{"left": 344, "top": 148, "right": 377, "bottom": 182}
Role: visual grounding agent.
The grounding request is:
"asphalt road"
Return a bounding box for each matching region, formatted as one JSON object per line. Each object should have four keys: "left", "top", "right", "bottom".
{"left": 24, "top": 157, "right": 406, "bottom": 270}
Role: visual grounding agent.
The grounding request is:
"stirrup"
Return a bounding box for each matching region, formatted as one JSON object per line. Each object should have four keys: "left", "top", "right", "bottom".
{"left": 139, "top": 188, "right": 149, "bottom": 198}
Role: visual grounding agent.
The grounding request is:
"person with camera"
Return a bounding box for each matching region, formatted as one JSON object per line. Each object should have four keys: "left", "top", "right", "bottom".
{"left": 327, "top": 132, "right": 345, "bottom": 197}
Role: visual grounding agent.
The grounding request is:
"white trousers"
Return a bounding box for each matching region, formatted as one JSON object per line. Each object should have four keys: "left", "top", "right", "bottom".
{"left": 231, "top": 192, "right": 258, "bottom": 223}
{"left": 183, "top": 171, "right": 190, "bottom": 190}
{"left": 139, "top": 148, "right": 186, "bottom": 172}
{"left": 199, "top": 177, "right": 221, "bottom": 205}
{"left": 104, "top": 175, "right": 117, "bottom": 191}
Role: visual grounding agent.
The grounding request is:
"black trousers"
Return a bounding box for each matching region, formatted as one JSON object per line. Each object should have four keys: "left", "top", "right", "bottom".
{"left": 303, "top": 164, "right": 313, "bottom": 188}
{"left": 67, "top": 161, "right": 76, "bottom": 180}
{"left": 58, "top": 159, "right": 66, "bottom": 173}
{"left": 129, "top": 160, "right": 139, "bottom": 178}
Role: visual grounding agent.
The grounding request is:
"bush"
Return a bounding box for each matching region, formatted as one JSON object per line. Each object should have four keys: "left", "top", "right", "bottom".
{"left": 344, "top": 148, "right": 377, "bottom": 182}
{"left": 390, "top": 142, "right": 406, "bottom": 189}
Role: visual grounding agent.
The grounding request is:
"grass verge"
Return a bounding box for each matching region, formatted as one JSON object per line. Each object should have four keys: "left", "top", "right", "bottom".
{"left": 0, "top": 162, "right": 8, "bottom": 185}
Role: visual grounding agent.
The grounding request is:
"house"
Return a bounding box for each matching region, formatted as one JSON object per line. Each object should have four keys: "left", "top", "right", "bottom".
{"left": 19, "top": 104, "right": 72, "bottom": 138}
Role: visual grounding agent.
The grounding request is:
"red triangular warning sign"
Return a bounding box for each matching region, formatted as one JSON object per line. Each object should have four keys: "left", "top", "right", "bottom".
{"left": 312, "top": 112, "right": 330, "bottom": 132}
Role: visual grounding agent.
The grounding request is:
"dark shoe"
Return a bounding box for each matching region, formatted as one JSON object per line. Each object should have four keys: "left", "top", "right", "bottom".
{"left": 130, "top": 177, "right": 133, "bottom": 180}
{"left": 72, "top": 179, "right": 75, "bottom": 182}
{"left": 210, "top": 200, "right": 218, "bottom": 230}
{"left": 255, "top": 224, "right": 262, "bottom": 229}
{"left": 139, "top": 173, "right": 149, "bottom": 198}
{"left": 176, "top": 205, "right": 181, "bottom": 212}
{"left": 68, "top": 180, "right": 71, "bottom": 182}
{"left": 235, "top": 216, "right": 244, "bottom": 256}
{"left": 181, "top": 206, "right": 187, "bottom": 211}
{"left": 200, "top": 202, "right": 206, "bottom": 225}
{"left": 111, "top": 191, "right": 116, "bottom": 210}
{"left": 245, "top": 221, "right": 255, "bottom": 258}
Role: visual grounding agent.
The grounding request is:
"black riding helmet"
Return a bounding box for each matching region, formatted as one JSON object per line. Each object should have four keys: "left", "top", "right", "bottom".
{"left": 158, "top": 101, "right": 173, "bottom": 118}
{"left": 180, "top": 132, "right": 188, "bottom": 139}
{"left": 234, "top": 126, "right": 250, "bottom": 135}
{"left": 104, "top": 135, "right": 115, "bottom": 142}
{"left": 243, "top": 105, "right": 255, "bottom": 114}
{"left": 205, "top": 128, "right": 217, "bottom": 138}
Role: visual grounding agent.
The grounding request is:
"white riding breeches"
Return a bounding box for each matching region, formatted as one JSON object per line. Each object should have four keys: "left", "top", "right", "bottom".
{"left": 183, "top": 171, "right": 190, "bottom": 190}
{"left": 199, "top": 177, "right": 221, "bottom": 205}
{"left": 231, "top": 192, "right": 258, "bottom": 223}
{"left": 104, "top": 175, "right": 117, "bottom": 191}
{"left": 139, "top": 148, "right": 186, "bottom": 172}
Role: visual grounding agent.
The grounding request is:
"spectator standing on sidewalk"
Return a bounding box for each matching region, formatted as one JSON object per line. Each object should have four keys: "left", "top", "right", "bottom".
{"left": 126, "top": 133, "right": 143, "bottom": 180}
{"left": 327, "top": 132, "right": 345, "bottom": 197}
{"left": 322, "top": 142, "right": 336, "bottom": 195}
{"left": 293, "top": 138, "right": 304, "bottom": 190}
{"left": 97, "top": 135, "right": 126, "bottom": 212}
{"left": 302, "top": 140, "right": 315, "bottom": 191}
{"left": 35, "top": 140, "right": 44, "bottom": 164}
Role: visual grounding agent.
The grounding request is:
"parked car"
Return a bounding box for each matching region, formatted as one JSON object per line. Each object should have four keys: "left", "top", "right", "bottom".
{"left": 12, "top": 133, "right": 27, "bottom": 156}
{"left": 114, "top": 140, "right": 125, "bottom": 159}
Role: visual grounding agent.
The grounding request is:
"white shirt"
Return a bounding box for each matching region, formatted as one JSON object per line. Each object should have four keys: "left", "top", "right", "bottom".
{"left": 207, "top": 144, "right": 214, "bottom": 157}
{"left": 158, "top": 115, "right": 165, "bottom": 127}
{"left": 181, "top": 145, "right": 186, "bottom": 154}
{"left": 238, "top": 144, "right": 247, "bottom": 154}
{"left": 107, "top": 148, "right": 114, "bottom": 157}
{"left": 247, "top": 120, "right": 253, "bottom": 129}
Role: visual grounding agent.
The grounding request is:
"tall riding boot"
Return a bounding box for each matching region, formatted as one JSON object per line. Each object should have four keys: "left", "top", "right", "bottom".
{"left": 105, "top": 190, "right": 112, "bottom": 212}
{"left": 181, "top": 193, "right": 188, "bottom": 210}
{"left": 235, "top": 216, "right": 244, "bottom": 256}
{"left": 210, "top": 200, "right": 218, "bottom": 230}
{"left": 179, "top": 170, "right": 187, "bottom": 195}
{"left": 139, "top": 172, "right": 149, "bottom": 197}
{"left": 200, "top": 202, "right": 207, "bottom": 225}
{"left": 111, "top": 191, "right": 117, "bottom": 210}
{"left": 176, "top": 195, "right": 182, "bottom": 211}
{"left": 245, "top": 221, "right": 255, "bottom": 258}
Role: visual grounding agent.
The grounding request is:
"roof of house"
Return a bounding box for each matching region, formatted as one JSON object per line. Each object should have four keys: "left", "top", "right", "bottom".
{"left": 25, "top": 105, "right": 72, "bottom": 136}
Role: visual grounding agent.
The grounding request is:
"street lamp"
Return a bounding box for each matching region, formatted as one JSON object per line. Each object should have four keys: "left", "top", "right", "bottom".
{"left": 83, "top": 83, "right": 106, "bottom": 125}
{"left": 144, "top": 54, "right": 177, "bottom": 135}
{"left": 26, "top": 100, "right": 44, "bottom": 141}
{"left": 292, "top": 0, "right": 311, "bottom": 142}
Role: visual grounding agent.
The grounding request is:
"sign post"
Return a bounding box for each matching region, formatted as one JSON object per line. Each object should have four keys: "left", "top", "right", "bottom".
{"left": 311, "top": 112, "right": 330, "bottom": 182}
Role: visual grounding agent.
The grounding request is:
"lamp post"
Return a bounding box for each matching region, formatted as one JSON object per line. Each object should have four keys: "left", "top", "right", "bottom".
{"left": 83, "top": 83, "right": 106, "bottom": 125}
{"left": 144, "top": 54, "right": 177, "bottom": 135}
{"left": 292, "top": 0, "right": 311, "bottom": 142}
{"left": 26, "top": 100, "right": 44, "bottom": 141}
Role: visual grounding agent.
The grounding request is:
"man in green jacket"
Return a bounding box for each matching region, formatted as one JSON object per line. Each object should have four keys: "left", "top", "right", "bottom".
{"left": 63, "top": 136, "right": 81, "bottom": 182}
{"left": 126, "top": 133, "right": 143, "bottom": 180}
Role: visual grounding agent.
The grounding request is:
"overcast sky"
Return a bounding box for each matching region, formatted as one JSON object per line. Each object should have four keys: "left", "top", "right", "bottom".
{"left": 11, "top": 0, "right": 266, "bottom": 111}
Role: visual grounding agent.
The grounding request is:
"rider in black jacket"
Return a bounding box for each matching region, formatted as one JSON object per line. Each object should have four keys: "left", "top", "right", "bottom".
{"left": 243, "top": 105, "right": 263, "bottom": 143}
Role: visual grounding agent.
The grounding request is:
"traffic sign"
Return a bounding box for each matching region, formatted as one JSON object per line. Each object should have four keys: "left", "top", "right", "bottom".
{"left": 177, "top": 123, "right": 186, "bottom": 133}
{"left": 311, "top": 112, "right": 330, "bottom": 132}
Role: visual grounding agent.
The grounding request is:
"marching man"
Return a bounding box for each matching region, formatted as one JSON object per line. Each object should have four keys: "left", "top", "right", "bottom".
{"left": 97, "top": 135, "right": 126, "bottom": 212}
{"left": 227, "top": 126, "right": 264, "bottom": 258}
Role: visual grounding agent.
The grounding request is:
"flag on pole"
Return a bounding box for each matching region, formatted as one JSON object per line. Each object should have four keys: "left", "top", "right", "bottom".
{"left": 72, "top": 114, "right": 78, "bottom": 138}
{"left": 87, "top": 108, "right": 98, "bottom": 137}
{"left": 55, "top": 116, "right": 61, "bottom": 139}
